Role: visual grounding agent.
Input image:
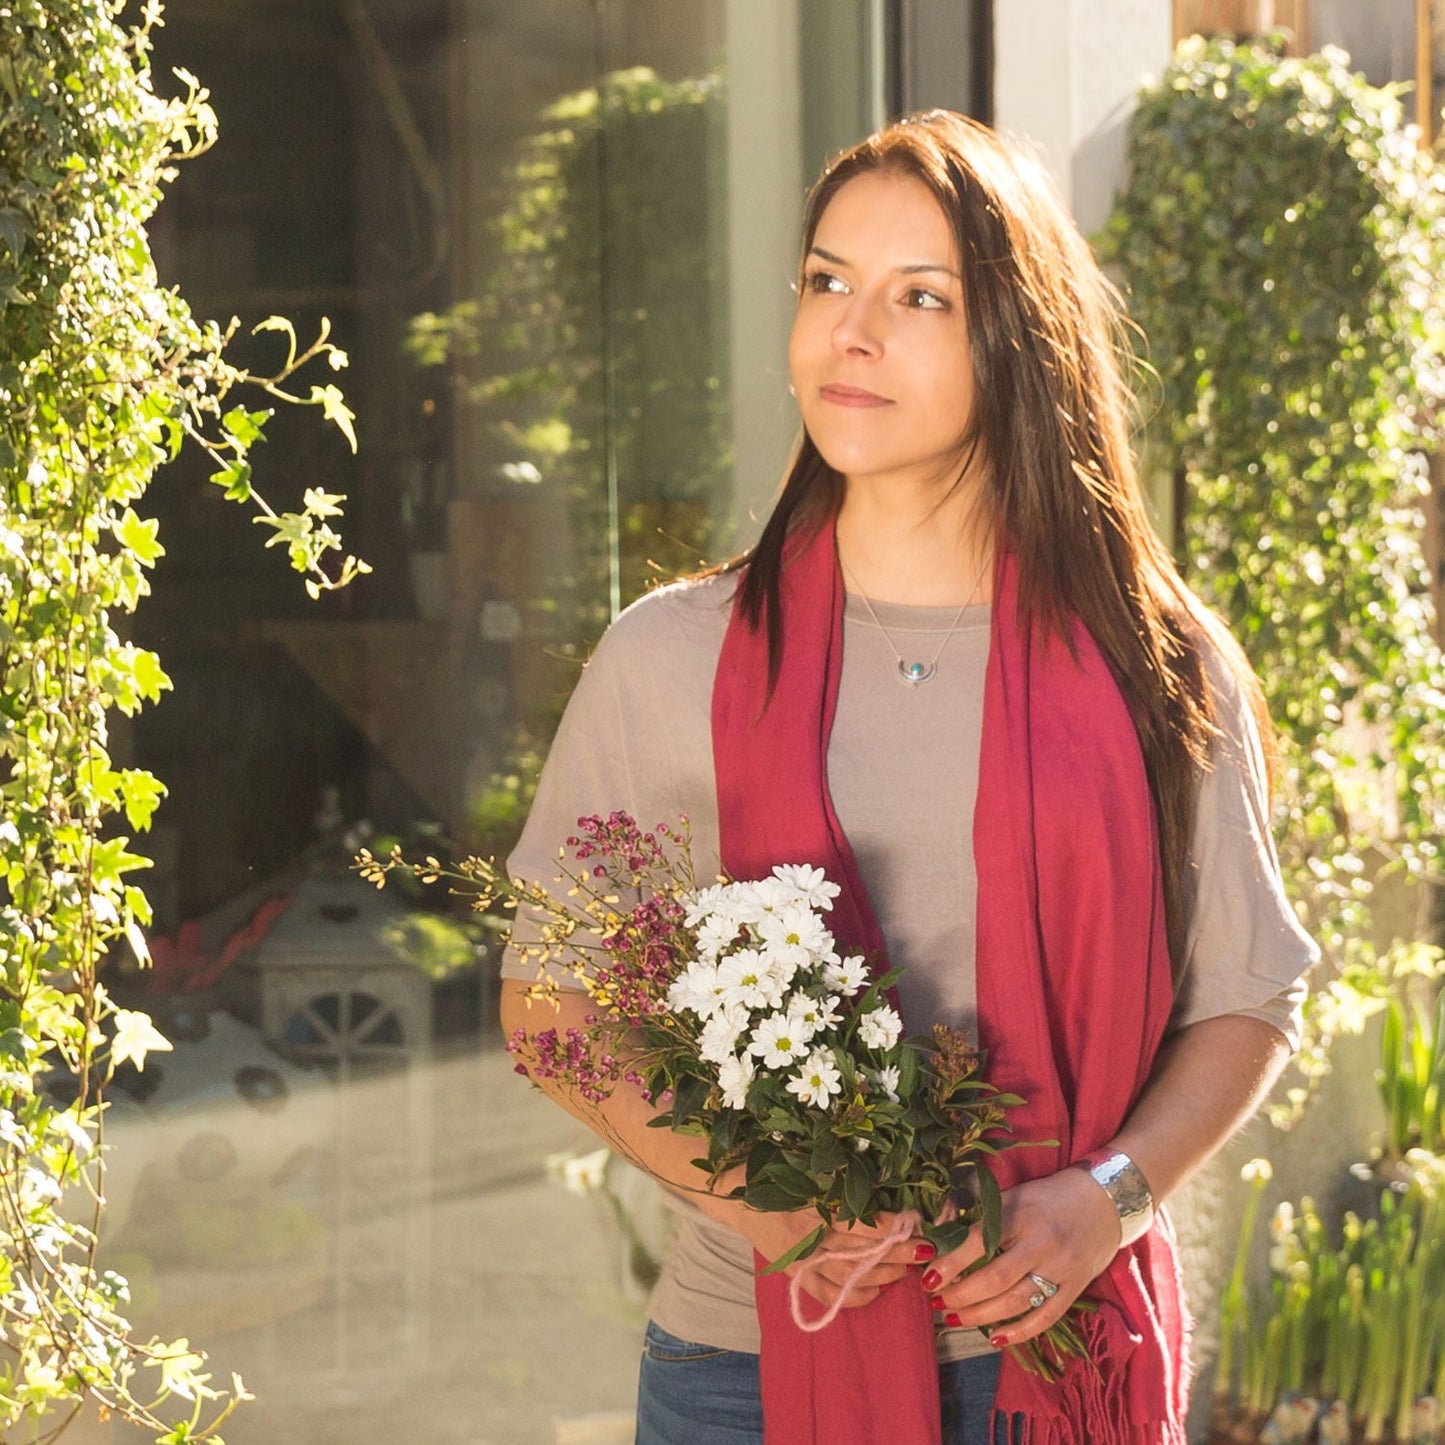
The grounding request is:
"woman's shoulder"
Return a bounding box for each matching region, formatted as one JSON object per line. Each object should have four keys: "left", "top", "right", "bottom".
{"left": 596, "top": 570, "right": 740, "bottom": 661}
{"left": 1187, "top": 609, "right": 1263, "bottom": 751}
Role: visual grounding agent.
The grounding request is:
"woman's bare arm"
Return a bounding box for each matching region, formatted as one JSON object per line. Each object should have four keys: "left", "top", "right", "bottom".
{"left": 922, "top": 1012, "right": 1290, "bottom": 1345}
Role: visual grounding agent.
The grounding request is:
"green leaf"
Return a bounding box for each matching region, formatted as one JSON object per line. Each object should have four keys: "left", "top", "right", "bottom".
{"left": 923, "top": 1216, "right": 973, "bottom": 1256}
{"left": 758, "top": 1160, "right": 817, "bottom": 1201}
{"left": 976, "top": 1165, "right": 1003, "bottom": 1259}
{"left": 757, "top": 1225, "right": 825, "bottom": 1275}
{"left": 211, "top": 460, "right": 253, "bottom": 503}
{"left": 221, "top": 405, "right": 271, "bottom": 448}
{"left": 809, "top": 1129, "right": 847, "bottom": 1178}
{"left": 746, "top": 1177, "right": 809, "bottom": 1214}
{"left": 118, "top": 769, "right": 166, "bottom": 831}
{"left": 114, "top": 508, "right": 165, "bottom": 567}
{"left": 309, "top": 383, "right": 358, "bottom": 452}
{"left": 842, "top": 1152, "right": 873, "bottom": 1220}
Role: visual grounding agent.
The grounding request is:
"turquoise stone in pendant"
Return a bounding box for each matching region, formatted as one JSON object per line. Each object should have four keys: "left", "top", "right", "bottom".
{"left": 899, "top": 659, "right": 937, "bottom": 686}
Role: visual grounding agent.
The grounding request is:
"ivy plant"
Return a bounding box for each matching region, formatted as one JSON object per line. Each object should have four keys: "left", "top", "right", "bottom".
{"left": 1105, "top": 36, "right": 1445, "bottom": 1111}
{"left": 0, "top": 1, "right": 363, "bottom": 1437}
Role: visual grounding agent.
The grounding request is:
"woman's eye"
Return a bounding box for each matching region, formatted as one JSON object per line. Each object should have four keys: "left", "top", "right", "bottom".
{"left": 804, "top": 270, "right": 848, "bottom": 296}
{"left": 903, "top": 287, "right": 947, "bottom": 311}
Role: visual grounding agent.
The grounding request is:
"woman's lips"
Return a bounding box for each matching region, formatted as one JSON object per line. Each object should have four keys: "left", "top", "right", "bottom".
{"left": 819, "top": 383, "right": 892, "bottom": 407}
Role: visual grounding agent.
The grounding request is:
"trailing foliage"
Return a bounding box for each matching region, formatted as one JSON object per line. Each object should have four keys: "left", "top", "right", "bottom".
{"left": 1106, "top": 36, "right": 1445, "bottom": 1109}
{"left": 0, "top": 1, "right": 361, "bottom": 1436}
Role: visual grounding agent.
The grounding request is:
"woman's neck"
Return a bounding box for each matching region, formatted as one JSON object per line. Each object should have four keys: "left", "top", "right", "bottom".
{"left": 835, "top": 479, "right": 994, "bottom": 607}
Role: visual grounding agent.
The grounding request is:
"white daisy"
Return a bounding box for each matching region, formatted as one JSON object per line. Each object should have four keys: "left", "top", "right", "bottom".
{"left": 666, "top": 960, "right": 722, "bottom": 1017}
{"left": 823, "top": 953, "right": 869, "bottom": 997}
{"left": 787, "top": 1048, "right": 842, "bottom": 1108}
{"left": 696, "top": 912, "right": 743, "bottom": 960}
{"left": 870, "top": 1065, "right": 901, "bottom": 1102}
{"left": 857, "top": 1003, "right": 903, "bottom": 1051}
{"left": 770, "top": 864, "right": 841, "bottom": 910}
{"left": 682, "top": 882, "right": 730, "bottom": 929}
{"left": 698, "top": 1004, "right": 751, "bottom": 1065}
{"left": 786, "top": 991, "right": 843, "bottom": 1035}
{"left": 717, "top": 1052, "right": 756, "bottom": 1110}
{"left": 748, "top": 1010, "right": 814, "bottom": 1069}
{"left": 756, "top": 904, "right": 832, "bottom": 963}
{"left": 717, "top": 948, "right": 787, "bottom": 1011}
{"left": 727, "top": 876, "right": 794, "bottom": 924}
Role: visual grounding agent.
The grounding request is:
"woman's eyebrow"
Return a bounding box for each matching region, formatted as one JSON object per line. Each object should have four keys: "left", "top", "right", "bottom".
{"left": 808, "top": 246, "right": 960, "bottom": 281}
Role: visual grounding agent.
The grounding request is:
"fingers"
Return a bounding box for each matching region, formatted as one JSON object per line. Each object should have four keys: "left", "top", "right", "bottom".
{"left": 790, "top": 1217, "right": 936, "bottom": 1307}
{"left": 921, "top": 1170, "right": 1123, "bottom": 1346}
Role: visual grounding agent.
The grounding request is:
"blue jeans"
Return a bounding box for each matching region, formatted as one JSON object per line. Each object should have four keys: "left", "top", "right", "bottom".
{"left": 635, "top": 1320, "right": 1008, "bottom": 1444}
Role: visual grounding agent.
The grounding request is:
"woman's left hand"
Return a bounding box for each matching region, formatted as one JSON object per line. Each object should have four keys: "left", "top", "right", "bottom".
{"left": 919, "top": 1167, "right": 1121, "bottom": 1347}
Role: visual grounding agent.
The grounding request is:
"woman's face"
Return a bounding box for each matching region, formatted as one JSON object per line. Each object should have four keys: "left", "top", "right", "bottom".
{"left": 788, "top": 169, "right": 975, "bottom": 497}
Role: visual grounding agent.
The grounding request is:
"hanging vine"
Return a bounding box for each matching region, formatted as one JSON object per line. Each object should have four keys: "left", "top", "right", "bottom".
{"left": 1105, "top": 35, "right": 1445, "bottom": 1112}
{"left": 0, "top": 1, "right": 364, "bottom": 1437}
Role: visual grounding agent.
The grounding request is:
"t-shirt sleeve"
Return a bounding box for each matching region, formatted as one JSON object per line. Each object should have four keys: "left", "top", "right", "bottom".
{"left": 497, "top": 580, "right": 726, "bottom": 989}
{"left": 498, "top": 621, "right": 641, "bottom": 989}
{"left": 1171, "top": 647, "right": 1319, "bottom": 1050}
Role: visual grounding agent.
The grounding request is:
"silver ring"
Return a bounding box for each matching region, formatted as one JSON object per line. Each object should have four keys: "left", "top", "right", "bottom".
{"left": 1028, "top": 1290, "right": 1045, "bottom": 1309}
{"left": 1027, "top": 1271, "right": 1059, "bottom": 1300}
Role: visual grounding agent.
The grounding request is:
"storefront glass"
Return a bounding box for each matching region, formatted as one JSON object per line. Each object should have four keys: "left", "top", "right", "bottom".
{"left": 88, "top": 5, "right": 982, "bottom": 1440}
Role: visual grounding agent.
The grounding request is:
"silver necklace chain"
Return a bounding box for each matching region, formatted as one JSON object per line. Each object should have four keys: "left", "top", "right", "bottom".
{"left": 839, "top": 549, "right": 991, "bottom": 687}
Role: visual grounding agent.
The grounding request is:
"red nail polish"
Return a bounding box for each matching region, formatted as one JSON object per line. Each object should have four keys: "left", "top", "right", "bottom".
{"left": 929, "top": 1295, "right": 946, "bottom": 1310}
{"left": 945, "top": 1313, "right": 963, "bottom": 1328}
{"left": 914, "top": 1243, "right": 937, "bottom": 1263}
{"left": 990, "top": 1333, "right": 1009, "bottom": 1348}
{"left": 920, "top": 1269, "right": 942, "bottom": 1291}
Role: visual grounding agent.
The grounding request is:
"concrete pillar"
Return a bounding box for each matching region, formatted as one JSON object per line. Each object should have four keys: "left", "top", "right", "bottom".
{"left": 994, "top": 0, "right": 1174, "bottom": 532}
{"left": 993, "top": 0, "right": 1171, "bottom": 238}
{"left": 725, "top": 0, "right": 805, "bottom": 552}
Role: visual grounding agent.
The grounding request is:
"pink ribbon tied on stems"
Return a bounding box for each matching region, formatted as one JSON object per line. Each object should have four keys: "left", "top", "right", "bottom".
{"left": 786, "top": 1201, "right": 957, "bottom": 1333}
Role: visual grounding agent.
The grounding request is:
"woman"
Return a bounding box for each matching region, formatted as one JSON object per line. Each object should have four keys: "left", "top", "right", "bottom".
{"left": 500, "top": 111, "right": 1315, "bottom": 1444}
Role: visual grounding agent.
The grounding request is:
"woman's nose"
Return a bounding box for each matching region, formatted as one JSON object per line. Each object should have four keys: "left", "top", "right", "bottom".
{"left": 831, "top": 293, "right": 884, "bottom": 356}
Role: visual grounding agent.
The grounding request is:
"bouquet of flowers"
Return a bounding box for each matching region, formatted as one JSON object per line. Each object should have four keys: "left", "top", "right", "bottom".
{"left": 359, "top": 810, "right": 1084, "bottom": 1374}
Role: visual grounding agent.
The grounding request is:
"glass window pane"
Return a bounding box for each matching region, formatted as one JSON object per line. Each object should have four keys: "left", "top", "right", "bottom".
{"left": 93, "top": 5, "right": 976, "bottom": 1440}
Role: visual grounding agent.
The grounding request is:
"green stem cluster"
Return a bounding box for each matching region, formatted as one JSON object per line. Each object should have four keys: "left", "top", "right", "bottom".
{"left": 1219, "top": 1158, "right": 1445, "bottom": 1442}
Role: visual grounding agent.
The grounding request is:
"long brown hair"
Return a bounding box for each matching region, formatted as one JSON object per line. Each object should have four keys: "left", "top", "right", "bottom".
{"left": 727, "top": 110, "right": 1265, "bottom": 973}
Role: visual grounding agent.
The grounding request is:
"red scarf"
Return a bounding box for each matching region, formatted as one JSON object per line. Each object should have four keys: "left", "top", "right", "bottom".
{"left": 710, "top": 518, "right": 1190, "bottom": 1443}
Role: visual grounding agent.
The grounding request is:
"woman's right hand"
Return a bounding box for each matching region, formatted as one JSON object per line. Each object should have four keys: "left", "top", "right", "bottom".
{"left": 702, "top": 1173, "right": 932, "bottom": 1308}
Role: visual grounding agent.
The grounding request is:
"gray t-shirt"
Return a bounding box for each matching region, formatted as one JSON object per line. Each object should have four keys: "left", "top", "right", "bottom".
{"left": 502, "top": 571, "right": 1316, "bottom": 1359}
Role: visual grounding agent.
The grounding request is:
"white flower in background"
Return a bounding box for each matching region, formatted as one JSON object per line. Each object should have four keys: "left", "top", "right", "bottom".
{"left": 748, "top": 1010, "right": 814, "bottom": 1069}
{"left": 1267, "top": 1201, "right": 1301, "bottom": 1276}
{"left": 699, "top": 1004, "right": 751, "bottom": 1065}
{"left": 770, "top": 864, "right": 841, "bottom": 910}
{"left": 544, "top": 1145, "right": 611, "bottom": 1196}
{"left": 697, "top": 912, "right": 743, "bottom": 960}
{"left": 667, "top": 960, "right": 722, "bottom": 1017}
{"left": 717, "top": 948, "right": 786, "bottom": 1011}
{"left": 857, "top": 1003, "right": 902, "bottom": 1051}
{"left": 870, "top": 1065, "right": 901, "bottom": 1102}
{"left": 728, "top": 875, "right": 794, "bottom": 924}
{"left": 823, "top": 953, "right": 869, "bottom": 997}
{"left": 757, "top": 904, "right": 832, "bottom": 964}
{"left": 756, "top": 949, "right": 801, "bottom": 996}
{"left": 786, "top": 991, "right": 842, "bottom": 1035}
{"left": 683, "top": 882, "right": 730, "bottom": 928}
{"left": 787, "top": 1048, "right": 843, "bottom": 1108}
{"left": 717, "top": 1051, "right": 756, "bottom": 1109}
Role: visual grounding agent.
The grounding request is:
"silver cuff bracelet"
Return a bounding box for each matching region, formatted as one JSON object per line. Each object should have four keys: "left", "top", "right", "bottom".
{"left": 1072, "top": 1148, "right": 1155, "bottom": 1245}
